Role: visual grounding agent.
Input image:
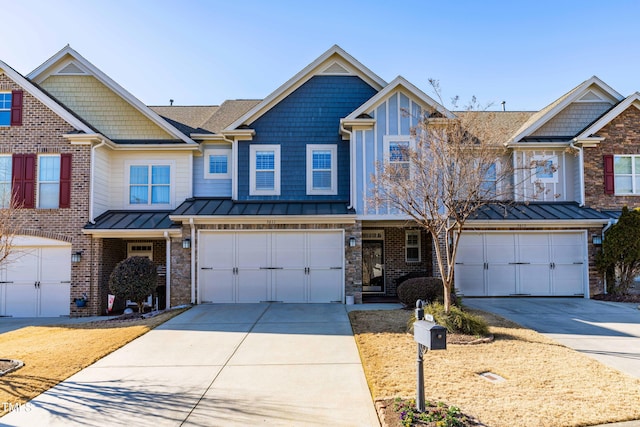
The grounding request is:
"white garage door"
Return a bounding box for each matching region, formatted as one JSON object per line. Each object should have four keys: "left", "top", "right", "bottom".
{"left": 455, "top": 232, "right": 586, "bottom": 297}
{"left": 0, "top": 237, "right": 71, "bottom": 317}
{"left": 198, "top": 230, "right": 344, "bottom": 303}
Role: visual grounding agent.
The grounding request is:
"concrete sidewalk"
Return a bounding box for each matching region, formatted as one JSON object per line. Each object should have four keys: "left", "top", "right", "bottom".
{"left": 0, "top": 304, "right": 380, "bottom": 427}
{"left": 463, "top": 298, "right": 640, "bottom": 379}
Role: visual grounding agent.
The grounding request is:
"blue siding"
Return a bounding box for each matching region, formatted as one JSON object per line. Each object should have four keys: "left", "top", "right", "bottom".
{"left": 388, "top": 93, "right": 398, "bottom": 135}
{"left": 400, "top": 93, "right": 410, "bottom": 135}
{"left": 193, "top": 146, "right": 232, "bottom": 197}
{"left": 237, "top": 75, "right": 377, "bottom": 201}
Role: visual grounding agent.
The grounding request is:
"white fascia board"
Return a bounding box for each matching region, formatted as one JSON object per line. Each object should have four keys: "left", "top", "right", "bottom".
{"left": 463, "top": 219, "right": 610, "bottom": 228}
{"left": 0, "top": 59, "right": 94, "bottom": 133}
{"left": 225, "top": 45, "right": 387, "bottom": 130}
{"left": 505, "top": 142, "right": 572, "bottom": 149}
{"left": 169, "top": 215, "right": 356, "bottom": 225}
{"left": 509, "top": 76, "right": 624, "bottom": 144}
{"left": 346, "top": 76, "right": 454, "bottom": 120}
{"left": 575, "top": 93, "right": 640, "bottom": 139}
{"left": 82, "top": 229, "right": 182, "bottom": 238}
{"left": 28, "top": 46, "right": 196, "bottom": 145}
{"left": 104, "top": 140, "right": 200, "bottom": 151}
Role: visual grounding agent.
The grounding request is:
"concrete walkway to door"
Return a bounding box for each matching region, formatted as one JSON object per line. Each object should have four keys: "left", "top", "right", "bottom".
{"left": 463, "top": 298, "right": 640, "bottom": 379}
{"left": 0, "top": 303, "right": 379, "bottom": 427}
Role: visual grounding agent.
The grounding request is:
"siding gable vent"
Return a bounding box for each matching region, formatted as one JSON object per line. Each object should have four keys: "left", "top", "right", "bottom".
{"left": 55, "top": 62, "right": 87, "bottom": 75}
{"left": 322, "top": 61, "right": 351, "bottom": 75}
{"left": 578, "top": 90, "right": 607, "bottom": 102}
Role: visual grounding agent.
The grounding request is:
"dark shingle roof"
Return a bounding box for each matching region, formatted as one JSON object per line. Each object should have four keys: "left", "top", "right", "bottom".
{"left": 172, "top": 198, "right": 354, "bottom": 216}
{"left": 85, "top": 211, "right": 179, "bottom": 230}
{"left": 469, "top": 202, "right": 611, "bottom": 221}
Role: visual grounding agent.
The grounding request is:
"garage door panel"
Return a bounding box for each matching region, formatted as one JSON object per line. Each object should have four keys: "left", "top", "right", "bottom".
{"left": 553, "top": 264, "right": 584, "bottom": 295}
{"left": 455, "top": 265, "right": 485, "bottom": 296}
{"left": 307, "top": 233, "right": 343, "bottom": 268}
{"left": 237, "top": 233, "right": 270, "bottom": 269}
{"left": 309, "top": 269, "right": 342, "bottom": 303}
{"left": 39, "top": 247, "right": 71, "bottom": 283}
{"left": 487, "top": 265, "right": 517, "bottom": 295}
{"left": 5, "top": 284, "right": 38, "bottom": 317}
{"left": 273, "top": 233, "right": 305, "bottom": 269}
{"left": 237, "top": 270, "right": 270, "bottom": 302}
{"left": 485, "top": 235, "right": 515, "bottom": 263}
{"left": 201, "top": 233, "right": 235, "bottom": 267}
{"left": 5, "top": 249, "right": 38, "bottom": 282}
{"left": 274, "top": 270, "right": 306, "bottom": 302}
{"left": 519, "top": 265, "right": 551, "bottom": 295}
{"left": 200, "top": 270, "right": 234, "bottom": 303}
{"left": 39, "top": 283, "right": 70, "bottom": 317}
{"left": 457, "top": 234, "right": 483, "bottom": 263}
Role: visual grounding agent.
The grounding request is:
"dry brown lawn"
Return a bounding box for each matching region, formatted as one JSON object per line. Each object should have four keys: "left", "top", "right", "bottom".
{"left": 350, "top": 308, "right": 640, "bottom": 427}
{"left": 0, "top": 309, "right": 187, "bottom": 416}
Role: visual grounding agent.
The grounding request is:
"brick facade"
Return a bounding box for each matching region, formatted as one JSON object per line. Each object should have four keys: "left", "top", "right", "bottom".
{"left": 584, "top": 106, "right": 640, "bottom": 210}
{"left": 0, "top": 73, "right": 95, "bottom": 316}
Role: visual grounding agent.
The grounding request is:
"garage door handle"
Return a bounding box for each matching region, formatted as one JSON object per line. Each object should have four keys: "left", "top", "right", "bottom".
{"left": 509, "top": 262, "right": 530, "bottom": 265}
{"left": 573, "top": 262, "right": 583, "bottom": 265}
{"left": 60, "top": 280, "right": 71, "bottom": 284}
{"left": 260, "top": 267, "right": 283, "bottom": 270}
{"left": 201, "top": 267, "right": 213, "bottom": 270}
{"left": 330, "top": 266, "right": 343, "bottom": 270}
{"left": 0, "top": 281, "right": 12, "bottom": 284}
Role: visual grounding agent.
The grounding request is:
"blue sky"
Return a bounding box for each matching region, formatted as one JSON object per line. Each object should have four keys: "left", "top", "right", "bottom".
{"left": 3, "top": 0, "right": 639, "bottom": 111}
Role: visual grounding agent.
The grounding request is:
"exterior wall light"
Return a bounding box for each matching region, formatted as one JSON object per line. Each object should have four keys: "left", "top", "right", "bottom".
{"left": 349, "top": 236, "right": 356, "bottom": 247}
{"left": 71, "top": 251, "right": 82, "bottom": 263}
{"left": 592, "top": 235, "right": 603, "bottom": 246}
{"left": 182, "top": 238, "right": 191, "bottom": 249}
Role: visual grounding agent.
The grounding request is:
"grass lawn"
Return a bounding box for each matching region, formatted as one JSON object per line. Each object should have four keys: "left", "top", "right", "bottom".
{"left": 349, "top": 308, "right": 640, "bottom": 427}
{"left": 0, "top": 308, "right": 187, "bottom": 417}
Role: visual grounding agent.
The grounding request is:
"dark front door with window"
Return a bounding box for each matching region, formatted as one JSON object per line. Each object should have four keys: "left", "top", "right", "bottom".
{"left": 363, "top": 240, "right": 384, "bottom": 292}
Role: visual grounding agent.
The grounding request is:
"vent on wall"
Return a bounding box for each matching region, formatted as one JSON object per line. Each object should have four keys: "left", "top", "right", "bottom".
{"left": 577, "top": 90, "right": 606, "bottom": 102}
{"left": 56, "top": 62, "right": 87, "bottom": 75}
{"left": 322, "top": 61, "right": 351, "bottom": 75}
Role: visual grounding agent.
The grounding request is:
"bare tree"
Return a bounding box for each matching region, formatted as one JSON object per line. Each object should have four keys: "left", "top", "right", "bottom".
{"left": 0, "top": 194, "right": 23, "bottom": 267}
{"left": 373, "top": 84, "right": 546, "bottom": 313}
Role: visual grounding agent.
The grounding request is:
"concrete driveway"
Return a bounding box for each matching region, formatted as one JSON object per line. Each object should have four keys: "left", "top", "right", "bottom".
{"left": 463, "top": 298, "right": 640, "bottom": 378}
{"left": 0, "top": 303, "right": 379, "bottom": 427}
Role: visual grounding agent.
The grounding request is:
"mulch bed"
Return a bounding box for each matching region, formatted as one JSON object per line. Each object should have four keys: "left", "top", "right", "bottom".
{"left": 0, "top": 359, "right": 24, "bottom": 376}
{"left": 377, "top": 398, "right": 486, "bottom": 427}
{"left": 592, "top": 293, "right": 640, "bottom": 303}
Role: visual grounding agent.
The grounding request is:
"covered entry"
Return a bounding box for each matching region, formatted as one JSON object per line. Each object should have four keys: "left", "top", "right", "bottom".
{"left": 198, "top": 230, "right": 344, "bottom": 303}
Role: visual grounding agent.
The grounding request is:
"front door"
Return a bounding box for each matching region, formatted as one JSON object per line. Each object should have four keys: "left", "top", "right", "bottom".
{"left": 363, "top": 240, "right": 384, "bottom": 292}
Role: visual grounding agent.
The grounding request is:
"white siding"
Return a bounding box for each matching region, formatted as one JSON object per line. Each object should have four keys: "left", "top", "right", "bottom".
{"left": 513, "top": 150, "right": 576, "bottom": 202}
{"left": 92, "top": 146, "right": 111, "bottom": 218}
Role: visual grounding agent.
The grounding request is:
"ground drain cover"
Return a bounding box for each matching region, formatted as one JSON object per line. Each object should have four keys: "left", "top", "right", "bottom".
{"left": 478, "top": 371, "right": 505, "bottom": 383}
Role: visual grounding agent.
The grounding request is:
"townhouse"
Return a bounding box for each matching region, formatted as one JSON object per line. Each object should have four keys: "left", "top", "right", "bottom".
{"left": 0, "top": 45, "right": 635, "bottom": 316}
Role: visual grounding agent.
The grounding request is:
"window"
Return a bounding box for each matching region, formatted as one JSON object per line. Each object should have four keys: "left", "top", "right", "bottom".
{"left": 531, "top": 155, "right": 558, "bottom": 183}
{"left": 204, "top": 148, "right": 231, "bottom": 179}
{"left": 250, "top": 145, "right": 280, "bottom": 196}
{"left": 0, "top": 155, "right": 11, "bottom": 207}
{"left": 384, "top": 136, "right": 411, "bottom": 179}
{"left": 405, "top": 230, "right": 421, "bottom": 263}
{"left": 128, "top": 163, "right": 171, "bottom": 205}
{"left": 613, "top": 155, "right": 640, "bottom": 194}
{"left": 0, "top": 93, "right": 11, "bottom": 126}
{"left": 480, "top": 162, "right": 498, "bottom": 198}
{"left": 306, "top": 144, "right": 337, "bottom": 195}
{"left": 38, "top": 155, "right": 60, "bottom": 208}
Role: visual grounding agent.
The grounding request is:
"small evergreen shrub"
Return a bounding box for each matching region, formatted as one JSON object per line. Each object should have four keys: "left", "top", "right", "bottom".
{"left": 397, "top": 277, "right": 444, "bottom": 307}
{"left": 109, "top": 256, "right": 157, "bottom": 313}
{"left": 394, "top": 271, "right": 429, "bottom": 286}
{"left": 416, "top": 302, "right": 489, "bottom": 336}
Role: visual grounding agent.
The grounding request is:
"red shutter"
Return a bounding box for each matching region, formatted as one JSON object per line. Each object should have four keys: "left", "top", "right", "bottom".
{"left": 11, "top": 154, "right": 24, "bottom": 207}
{"left": 603, "top": 155, "right": 615, "bottom": 195}
{"left": 59, "top": 153, "right": 72, "bottom": 208}
{"left": 23, "top": 154, "right": 36, "bottom": 208}
{"left": 10, "top": 90, "right": 23, "bottom": 126}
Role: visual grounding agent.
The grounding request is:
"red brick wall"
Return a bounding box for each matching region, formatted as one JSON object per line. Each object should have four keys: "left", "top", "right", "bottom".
{"left": 584, "top": 106, "right": 640, "bottom": 210}
{"left": 0, "top": 74, "right": 94, "bottom": 316}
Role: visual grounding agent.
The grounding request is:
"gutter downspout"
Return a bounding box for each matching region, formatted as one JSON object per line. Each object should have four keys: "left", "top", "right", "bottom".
{"left": 164, "top": 231, "right": 171, "bottom": 309}
{"left": 601, "top": 218, "right": 616, "bottom": 295}
{"left": 89, "top": 140, "right": 107, "bottom": 223}
{"left": 570, "top": 141, "right": 585, "bottom": 206}
{"left": 190, "top": 217, "right": 196, "bottom": 304}
{"left": 339, "top": 121, "right": 355, "bottom": 210}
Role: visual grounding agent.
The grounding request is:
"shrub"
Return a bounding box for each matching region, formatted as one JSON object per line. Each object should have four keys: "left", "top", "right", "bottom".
{"left": 397, "top": 277, "right": 444, "bottom": 307}
{"left": 109, "top": 256, "right": 157, "bottom": 313}
{"left": 408, "top": 302, "right": 489, "bottom": 336}
{"left": 394, "top": 271, "right": 429, "bottom": 286}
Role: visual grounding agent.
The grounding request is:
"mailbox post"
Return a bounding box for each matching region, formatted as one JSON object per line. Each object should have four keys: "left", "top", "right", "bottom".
{"left": 413, "top": 299, "right": 447, "bottom": 412}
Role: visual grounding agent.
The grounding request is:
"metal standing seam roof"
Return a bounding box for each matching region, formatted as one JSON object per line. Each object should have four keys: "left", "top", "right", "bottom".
{"left": 469, "top": 202, "right": 612, "bottom": 221}
{"left": 85, "top": 211, "right": 179, "bottom": 230}
{"left": 172, "top": 198, "right": 354, "bottom": 216}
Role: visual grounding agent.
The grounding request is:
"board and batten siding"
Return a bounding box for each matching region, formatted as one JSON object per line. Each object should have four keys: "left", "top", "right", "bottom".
{"left": 354, "top": 90, "right": 423, "bottom": 215}
{"left": 94, "top": 150, "right": 192, "bottom": 211}
{"left": 92, "top": 145, "right": 111, "bottom": 217}
{"left": 193, "top": 144, "right": 233, "bottom": 197}
{"left": 513, "top": 149, "right": 577, "bottom": 202}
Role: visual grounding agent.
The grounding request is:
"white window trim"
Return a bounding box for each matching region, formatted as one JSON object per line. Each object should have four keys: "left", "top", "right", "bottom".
{"left": 249, "top": 144, "right": 280, "bottom": 196}
{"left": 127, "top": 242, "right": 154, "bottom": 260}
{"left": 306, "top": 144, "right": 337, "bottom": 195}
{"left": 0, "top": 154, "right": 11, "bottom": 208}
{"left": 37, "top": 154, "right": 60, "bottom": 209}
{"left": 531, "top": 155, "right": 558, "bottom": 184}
{"left": 125, "top": 160, "right": 175, "bottom": 209}
{"left": 480, "top": 161, "right": 501, "bottom": 198}
{"left": 383, "top": 135, "right": 413, "bottom": 178}
{"left": 614, "top": 154, "right": 640, "bottom": 195}
{"left": 405, "top": 230, "right": 421, "bottom": 263}
{"left": 0, "top": 92, "right": 11, "bottom": 127}
{"left": 204, "top": 148, "right": 232, "bottom": 179}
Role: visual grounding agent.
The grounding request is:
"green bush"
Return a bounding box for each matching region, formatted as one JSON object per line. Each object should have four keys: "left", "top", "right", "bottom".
{"left": 397, "top": 277, "right": 444, "bottom": 307}
{"left": 408, "top": 302, "right": 489, "bottom": 336}
{"left": 109, "top": 256, "right": 157, "bottom": 313}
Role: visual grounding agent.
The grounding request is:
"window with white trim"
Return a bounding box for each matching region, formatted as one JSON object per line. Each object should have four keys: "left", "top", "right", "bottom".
{"left": 38, "top": 154, "right": 60, "bottom": 209}
{"left": 614, "top": 155, "right": 640, "bottom": 194}
{"left": 250, "top": 145, "right": 280, "bottom": 196}
{"left": 0, "top": 93, "right": 11, "bottom": 126}
{"left": 204, "top": 148, "right": 231, "bottom": 179}
{"left": 384, "top": 136, "right": 411, "bottom": 179}
{"left": 0, "top": 155, "right": 11, "bottom": 207}
{"left": 306, "top": 144, "right": 337, "bottom": 195}
{"left": 405, "top": 230, "right": 421, "bottom": 263}
{"left": 127, "top": 162, "right": 172, "bottom": 206}
{"left": 480, "top": 162, "right": 498, "bottom": 198}
{"left": 531, "top": 155, "right": 558, "bottom": 183}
